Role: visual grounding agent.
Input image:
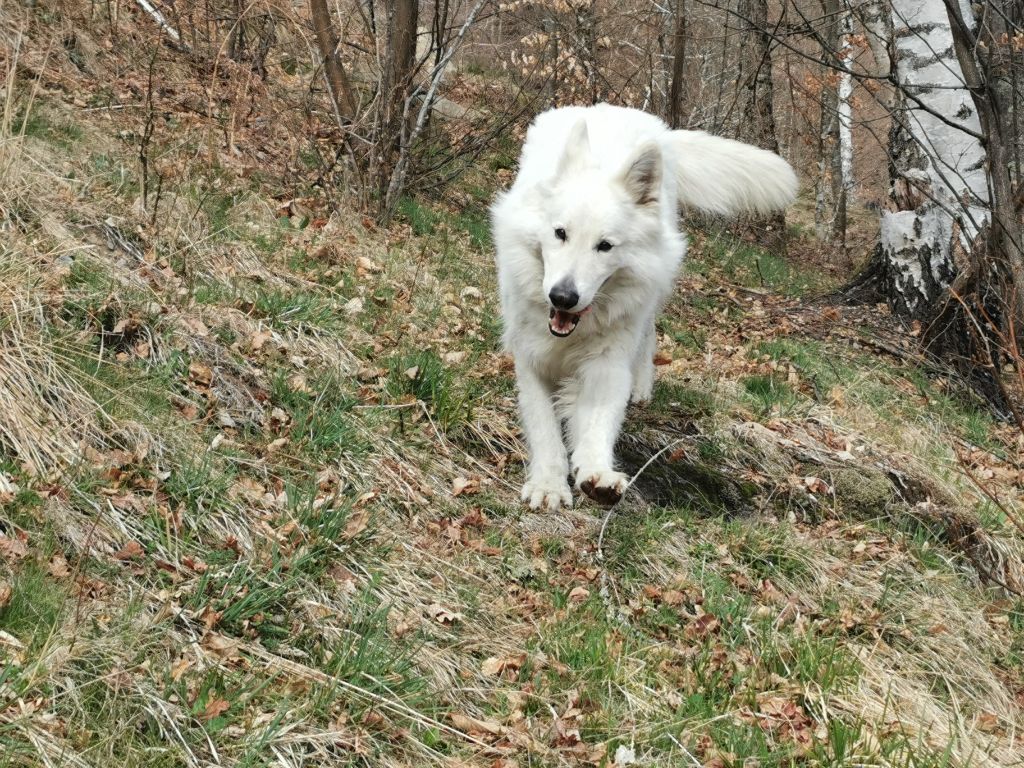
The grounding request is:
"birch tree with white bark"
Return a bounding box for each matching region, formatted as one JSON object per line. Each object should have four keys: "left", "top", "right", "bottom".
{"left": 836, "top": 0, "right": 854, "bottom": 247}
{"left": 814, "top": 0, "right": 857, "bottom": 245}
{"left": 877, "top": 0, "right": 989, "bottom": 318}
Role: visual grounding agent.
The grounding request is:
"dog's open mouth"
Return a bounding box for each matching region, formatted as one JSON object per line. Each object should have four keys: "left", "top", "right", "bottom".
{"left": 548, "top": 306, "right": 591, "bottom": 337}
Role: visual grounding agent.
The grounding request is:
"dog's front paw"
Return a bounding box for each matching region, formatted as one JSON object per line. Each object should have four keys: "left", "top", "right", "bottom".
{"left": 630, "top": 361, "right": 654, "bottom": 404}
{"left": 521, "top": 476, "right": 573, "bottom": 512}
{"left": 629, "top": 382, "right": 653, "bottom": 404}
{"left": 575, "top": 469, "right": 629, "bottom": 506}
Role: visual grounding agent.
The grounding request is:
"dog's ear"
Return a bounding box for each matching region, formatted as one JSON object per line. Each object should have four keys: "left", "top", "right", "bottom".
{"left": 618, "top": 142, "right": 662, "bottom": 206}
{"left": 556, "top": 119, "right": 592, "bottom": 176}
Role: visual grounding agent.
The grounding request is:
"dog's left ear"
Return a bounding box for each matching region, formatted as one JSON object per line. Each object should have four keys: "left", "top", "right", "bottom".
{"left": 618, "top": 142, "right": 662, "bottom": 206}
{"left": 556, "top": 119, "right": 592, "bottom": 177}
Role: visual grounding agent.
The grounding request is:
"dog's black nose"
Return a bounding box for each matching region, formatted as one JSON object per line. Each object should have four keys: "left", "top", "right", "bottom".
{"left": 549, "top": 282, "right": 579, "bottom": 310}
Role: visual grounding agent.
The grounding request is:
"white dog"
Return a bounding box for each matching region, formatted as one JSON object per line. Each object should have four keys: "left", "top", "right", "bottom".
{"left": 491, "top": 104, "right": 797, "bottom": 511}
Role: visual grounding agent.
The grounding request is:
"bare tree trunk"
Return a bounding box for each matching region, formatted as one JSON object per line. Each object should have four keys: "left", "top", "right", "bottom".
{"left": 309, "top": 0, "right": 357, "bottom": 122}
{"left": 377, "top": 0, "right": 419, "bottom": 198}
{"left": 574, "top": 0, "right": 600, "bottom": 103}
{"left": 668, "top": 0, "right": 688, "bottom": 128}
{"left": 382, "top": 0, "right": 418, "bottom": 134}
{"left": 546, "top": 16, "right": 558, "bottom": 107}
{"left": 815, "top": 0, "right": 841, "bottom": 240}
{"left": 738, "top": 0, "right": 786, "bottom": 252}
{"left": 859, "top": 0, "right": 891, "bottom": 102}
{"left": 943, "top": 0, "right": 1024, "bottom": 325}
{"left": 835, "top": 0, "right": 854, "bottom": 250}
{"left": 380, "top": 0, "right": 488, "bottom": 222}
{"left": 875, "top": 0, "right": 988, "bottom": 319}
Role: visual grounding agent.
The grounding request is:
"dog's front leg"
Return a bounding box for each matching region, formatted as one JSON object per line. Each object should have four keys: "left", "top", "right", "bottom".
{"left": 516, "top": 361, "right": 573, "bottom": 511}
{"left": 630, "top": 321, "right": 656, "bottom": 404}
{"left": 569, "top": 358, "right": 632, "bottom": 506}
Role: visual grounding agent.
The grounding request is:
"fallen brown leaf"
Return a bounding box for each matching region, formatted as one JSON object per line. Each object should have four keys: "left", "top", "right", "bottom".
{"left": 449, "top": 712, "right": 504, "bottom": 736}
{"left": 249, "top": 329, "right": 273, "bottom": 351}
{"left": 452, "top": 476, "right": 480, "bottom": 497}
{"left": 113, "top": 540, "right": 145, "bottom": 561}
{"left": 685, "top": 612, "right": 720, "bottom": 639}
{"left": 201, "top": 632, "right": 241, "bottom": 659}
{"left": 568, "top": 586, "right": 590, "bottom": 603}
{"left": 200, "top": 697, "right": 230, "bottom": 721}
{"left": 188, "top": 362, "right": 213, "bottom": 387}
{"left": 0, "top": 534, "right": 29, "bottom": 562}
{"left": 171, "top": 657, "right": 192, "bottom": 681}
{"left": 342, "top": 508, "right": 370, "bottom": 541}
{"left": 180, "top": 316, "right": 210, "bottom": 337}
{"left": 426, "top": 603, "right": 462, "bottom": 625}
{"left": 481, "top": 653, "right": 526, "bottom": 677}
{"left": 47, "top": 555, "right": 71, "bottom": 578}
{"left": 661, "top": 589, "right": 685, "bottom": 606}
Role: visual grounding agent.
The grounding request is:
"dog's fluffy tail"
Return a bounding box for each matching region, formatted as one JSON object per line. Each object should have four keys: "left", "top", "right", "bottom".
{"left": 663, "top": 130, "right": 799, "bottom": 216}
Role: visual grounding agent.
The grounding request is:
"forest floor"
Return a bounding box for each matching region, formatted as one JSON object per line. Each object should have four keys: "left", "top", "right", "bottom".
{"left": 2, "top": 9, "right": 1024, "bottom": 768}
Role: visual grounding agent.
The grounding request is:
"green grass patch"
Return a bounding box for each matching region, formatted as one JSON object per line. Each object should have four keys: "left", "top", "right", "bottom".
{"left": 730, "top": 522, "right": 812, "bottom": 581}
{"left": 741, "top": 374, "right": 801, "bottom": 416}
{"left": 91, "top": 152, "right": 140, "bottom": 199}
{"left": 269, "top": 370, "right": 364, "bottom": 461}
{"left": 690, "top": 233, "right": 833, "bottom": 297}
{"left": 14, "top": 104, "right": 83, "bottom": 148}
{"left": 163, "top": 454, "right": 236, "bottom": 519}
{"left": 398, "top": 196, "right": 441, "bottom": 237}
{"left": 756, "top": 337, "right": 854, "bottom": 395}
{"left": 385, "top": 349, "right": 474, "bottom": 432}
{"left": 57, "top": 327, "right": 188, "bottom": 427}
{"left": 660, "top": 316, "right": 710, "bottom": 354}
{"left": 903, "top": 366, "right": 999, "bottom": 452}
{"left": 247, "top": 287, "right": 339, "bottom": 331}
{"left": 0, "top": 559, "right": 68, "bottom": 651}
{"left": 650, "top": 380, "right": 717, "bottom": 420}
{"left": 758, "top": 338, "right": 1002, "bottom": 455}
{"left": 185, "top": 558, "right": 295, "bottom": 643}
{"left": 398, "top": 196, "right": 491, "bottom": 251}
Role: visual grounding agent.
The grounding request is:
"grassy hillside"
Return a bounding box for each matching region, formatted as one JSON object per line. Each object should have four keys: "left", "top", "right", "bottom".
{"left": 2, "top": 10, "right": 1024, "bottom": 768}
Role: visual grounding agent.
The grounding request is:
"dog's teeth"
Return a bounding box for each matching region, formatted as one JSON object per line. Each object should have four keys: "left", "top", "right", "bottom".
{"left": 548, "top": 308, "right": 582, "bottom": 337}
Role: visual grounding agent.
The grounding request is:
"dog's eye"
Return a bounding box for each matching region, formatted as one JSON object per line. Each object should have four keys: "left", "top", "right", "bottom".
{"left": 596, "top": 240, "right": 613, "bottom": 252}
{"left": 554, "top": 227, "right": 567, "bottom": 242}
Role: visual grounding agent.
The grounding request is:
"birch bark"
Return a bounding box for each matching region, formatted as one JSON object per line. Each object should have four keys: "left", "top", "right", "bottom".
{"left": 878, "top": 0, "right": 989, "bottom": 317}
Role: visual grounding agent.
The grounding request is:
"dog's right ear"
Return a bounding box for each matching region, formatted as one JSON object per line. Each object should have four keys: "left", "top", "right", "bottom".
{"left": 556, "top": 119, "right": 592, "bottom": 176}
{"left": 618, "top": 142, "right": 662, "bottom": 206}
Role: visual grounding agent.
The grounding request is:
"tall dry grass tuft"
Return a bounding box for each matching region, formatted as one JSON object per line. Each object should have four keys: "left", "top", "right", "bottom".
{"left": 0, "top": 299, "right": 107, "bottom": 474}
{"left": 1, "top": 38, "right": 99, "bottom": 476}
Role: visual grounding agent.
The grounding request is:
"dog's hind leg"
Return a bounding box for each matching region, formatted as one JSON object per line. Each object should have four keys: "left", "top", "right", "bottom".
{"left": 630, "top": 321, "right": 656, "bottom": 404}
{"left": 516, "top": 361, "right": 573, "bottom": 511}
{"left": 569, "top": 357, "right": 632, "bottom": 506}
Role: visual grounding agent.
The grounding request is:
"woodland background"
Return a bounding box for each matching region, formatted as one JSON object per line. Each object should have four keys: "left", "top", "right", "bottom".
{"left": 1, "top": 1, "right": 1024, "bottom": 766}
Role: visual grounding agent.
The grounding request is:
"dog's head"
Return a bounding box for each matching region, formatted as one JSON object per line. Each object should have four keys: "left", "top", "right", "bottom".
{"left": 536, "top": 120, "right": 663, "bottom": 338}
